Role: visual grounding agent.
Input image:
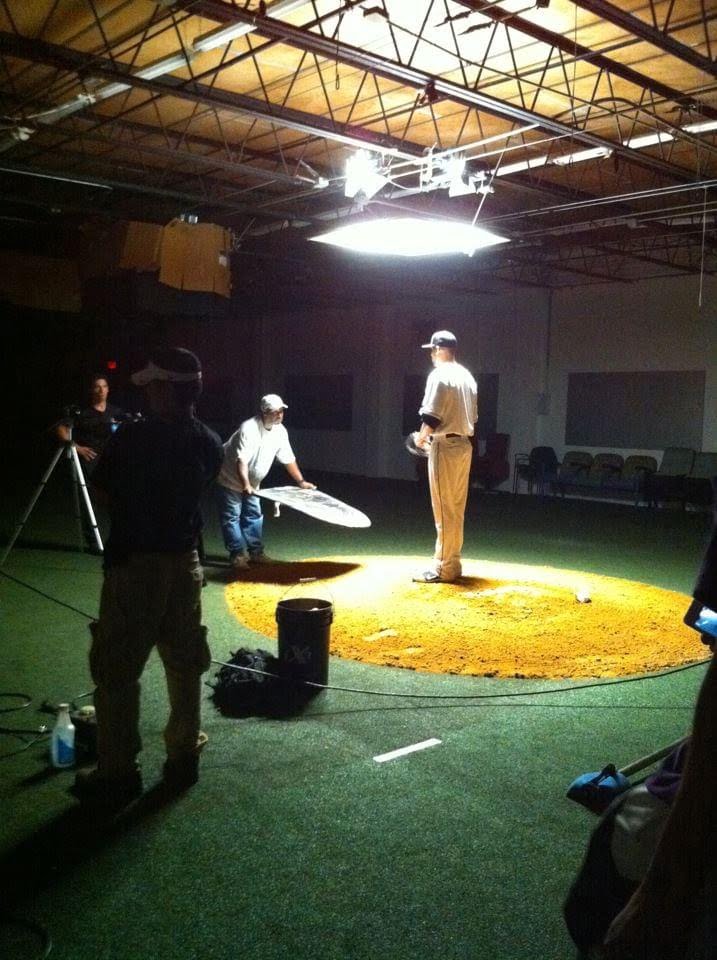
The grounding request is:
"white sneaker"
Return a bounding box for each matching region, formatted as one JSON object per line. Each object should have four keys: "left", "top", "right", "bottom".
{"left": 412, "top": 569, "right": 443, "bottom": 583}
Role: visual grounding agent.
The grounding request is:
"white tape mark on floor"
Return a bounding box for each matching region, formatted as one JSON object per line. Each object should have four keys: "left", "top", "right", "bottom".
{"left": 373, "top": 738, "right": 442, "bottom": 763}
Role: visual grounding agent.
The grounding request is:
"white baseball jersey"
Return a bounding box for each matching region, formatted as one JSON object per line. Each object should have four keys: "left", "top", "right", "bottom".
{"left": 419, "top": 361, "right": 478, "bottom": 436}
{"left": 217, "top": 415, "right": 295, "bottom": 492}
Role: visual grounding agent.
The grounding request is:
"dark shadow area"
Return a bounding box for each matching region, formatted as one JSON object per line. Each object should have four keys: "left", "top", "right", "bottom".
{"left": 209, "top": 559, "right": 361, "bottom": 586}
{"left": 0, "top": 783, "right": 186, "bottom": 912}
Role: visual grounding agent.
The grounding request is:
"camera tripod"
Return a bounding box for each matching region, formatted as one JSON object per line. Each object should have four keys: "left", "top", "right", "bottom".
{"left": 0, "top": 427, "right": 103, "bottom": 567}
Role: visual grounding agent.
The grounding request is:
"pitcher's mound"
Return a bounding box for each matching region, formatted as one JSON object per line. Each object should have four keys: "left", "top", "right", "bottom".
{"left": 224, "top": 556, "right": 701, "bottom": 679}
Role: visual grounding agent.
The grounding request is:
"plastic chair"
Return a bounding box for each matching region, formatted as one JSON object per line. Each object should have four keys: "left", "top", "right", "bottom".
{"left": 473, "top": 433, "right": 510, "bottom": 490}
{"left": 645, "top": 447, "right": 696, "bottom": 507}
{"left": 684, "top": 452, "right": 717, "bottom": 509}
{"left": 513, "top": 446, "right": 559, "bottom": 496}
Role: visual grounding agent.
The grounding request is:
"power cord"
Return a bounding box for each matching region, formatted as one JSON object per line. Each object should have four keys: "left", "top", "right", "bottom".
{"left": 0, "top": 692, "right": 50, "bottom": 760}
{"left": 0, "top": 915, "right": 52, "bottom": 958}
{"left": 211, "top": 654, "right": 711, "bottom": 701}
{"left": 3, "top": 566, "right": 710, "bottom": 704}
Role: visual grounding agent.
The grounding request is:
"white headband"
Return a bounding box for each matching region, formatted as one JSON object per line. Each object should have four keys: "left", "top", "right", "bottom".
{"left": 131, "top": 362, "right": 202, "bottom": 386}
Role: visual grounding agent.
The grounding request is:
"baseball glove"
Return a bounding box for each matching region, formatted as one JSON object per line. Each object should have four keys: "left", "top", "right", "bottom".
{"left": 404, "top": 431, "right": 428, "bottom": 458}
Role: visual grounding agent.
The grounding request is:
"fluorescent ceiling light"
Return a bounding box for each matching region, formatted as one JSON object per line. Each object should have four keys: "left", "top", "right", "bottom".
{"left": 552, "top": 146, "right": 613, "bottom": 165}
{"left": 311, "top": 217, "right": 509, "bottom": 257}
{"left": 683, "top": 119, "right": 717, "bottom": 134}
{"left": 92, "top": 82, "right": 131, "bottom": 101}
{"left": 0, "top": 166, "right": 113, "bottom": 189}
{"left": 495, "top": 155, "right": 548, "bottom": 177}
{"left": 135, "top": 51, "right": 194, "bottom": 81}
{"left": 193, "top": 0, "right": 308, "bottom": 53}
{"left": 623, "top": 131, "right": 674, "bottom": 149}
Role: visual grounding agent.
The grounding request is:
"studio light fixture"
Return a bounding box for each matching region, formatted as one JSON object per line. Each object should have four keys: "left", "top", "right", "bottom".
{"left": 344, "top": 149, "right": 388, "bottom": 200}
{"left": 311, "top": 217, "right": 509, "bottom": 257}
{"left": 552, "top": 146, "right": 613, "bottom": 165}
{"left": 623, "top": 131, "right": 674, "bottom": 149}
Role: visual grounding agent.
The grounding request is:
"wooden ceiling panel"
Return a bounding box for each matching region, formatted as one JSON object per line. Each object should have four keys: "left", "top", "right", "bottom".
{"left": 0, "top": 0, "right": 713, "bottom": 286}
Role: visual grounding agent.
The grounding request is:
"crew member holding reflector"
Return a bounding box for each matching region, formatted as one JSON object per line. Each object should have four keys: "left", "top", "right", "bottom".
{"left": 216, "top": 394, "right": 316, "bottom": 570}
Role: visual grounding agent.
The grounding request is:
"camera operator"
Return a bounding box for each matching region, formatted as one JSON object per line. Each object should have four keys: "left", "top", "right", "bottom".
{"left": 54, "top": 373, "right": 125, "bottom": 472}
{"left": 73, "top": 348, "right": 223, "bottom": 806}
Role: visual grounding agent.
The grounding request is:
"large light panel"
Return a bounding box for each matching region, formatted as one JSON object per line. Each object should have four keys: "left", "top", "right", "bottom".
{"left": 311, "top": 217, "right": 509, "bottom": 256}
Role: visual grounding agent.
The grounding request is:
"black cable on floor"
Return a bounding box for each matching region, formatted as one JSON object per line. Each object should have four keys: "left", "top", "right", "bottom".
{"left": 0, "top": 915, "right": 52, "bottom": 957}
{"left": 211, "top": 654, "right": 711, "bottom": 701}
{"left": 0, "top": 569, "right": 96, "bottom": 621}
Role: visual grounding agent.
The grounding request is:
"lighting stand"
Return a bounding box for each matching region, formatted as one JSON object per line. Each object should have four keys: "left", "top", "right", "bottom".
{"left": 0, "top": 426, "right": 103, "bottom": 567}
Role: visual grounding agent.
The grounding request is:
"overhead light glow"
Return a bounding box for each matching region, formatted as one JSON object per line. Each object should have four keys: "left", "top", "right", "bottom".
{"left": 311, "top": 217, "right": 509, "bottom": 257}
{"left": 623, "top": 131, "right": 674, "bottom": 149}
{"left": 683, "top": 119, "right": 717, "bottom": 135}
{"left": 552, "top": 146, "right": 613, "bottom": 165}
{"left": 344, "top": 149, "right": 388, "bottom": 199}
{"left": 192, "top": 0, "right": 309, "bottom": 53}
{"left": 495, "top": 155, "right": 549, "bottom": 176}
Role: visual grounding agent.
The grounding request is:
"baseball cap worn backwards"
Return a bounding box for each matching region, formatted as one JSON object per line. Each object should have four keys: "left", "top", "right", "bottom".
{"left": 422, "top": 330, "right": 457, "bottom": 349}
{"left": 260, "top": 394, "right": 288, "bottom": 412}
{"left": 131, "top": 348, "right": 202, "bottom": 386}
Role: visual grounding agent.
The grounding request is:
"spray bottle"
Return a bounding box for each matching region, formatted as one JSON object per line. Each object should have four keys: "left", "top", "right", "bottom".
{"left": 50, "top": 703, "right": 75, "bottom": 768}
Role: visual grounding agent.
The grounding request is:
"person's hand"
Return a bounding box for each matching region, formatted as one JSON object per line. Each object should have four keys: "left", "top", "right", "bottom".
{"left": 298, "top": 481, "right": 316, "bottom": 490}
{"left": 76, "top": 445, "right": 97, "bottom": 462}
{"left": 415, "top": 433, "right": 430, "bottom": 451}
{"left": 241, "top": 485, "right": 255, "bottom": 496}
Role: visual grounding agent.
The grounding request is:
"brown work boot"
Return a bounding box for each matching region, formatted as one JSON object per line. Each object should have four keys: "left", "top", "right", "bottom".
{"left": 72, "top": 765, "right": 143, "bottom": 807}
{"left": 162, "top": 731, "right": 207, "bottom": 793}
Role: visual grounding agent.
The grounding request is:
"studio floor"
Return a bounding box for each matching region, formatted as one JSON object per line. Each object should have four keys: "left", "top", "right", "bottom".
{"left": 0, "top": 473, "right": 712, "bottom": 960}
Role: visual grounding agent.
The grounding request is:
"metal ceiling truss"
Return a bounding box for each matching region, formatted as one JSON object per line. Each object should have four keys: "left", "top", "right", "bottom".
{"left": 0, "top": 0, "right": 714, "bottom": 287}
{"left": 571, "top": 0, "right": 717, "bottom": 77}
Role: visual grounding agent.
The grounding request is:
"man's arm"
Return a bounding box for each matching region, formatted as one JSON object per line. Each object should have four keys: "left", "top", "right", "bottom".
{"left": 284, "top": 460, "right": 316, "bottom": 489}
{"left": 236, "top": 458, "right": 253, "bottom": 495}
{"left": 54, "top": 422, "right": 98, "bottom": 462}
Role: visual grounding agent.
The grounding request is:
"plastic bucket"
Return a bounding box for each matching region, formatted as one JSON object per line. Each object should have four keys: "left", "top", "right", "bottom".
{"left": 276, "top": 597, "right": 333, "bottom": 687}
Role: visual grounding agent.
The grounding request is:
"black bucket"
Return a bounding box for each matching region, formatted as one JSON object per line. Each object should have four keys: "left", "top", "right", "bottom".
{"left": 276, "top": 597, "right": 333, "bottom": 688}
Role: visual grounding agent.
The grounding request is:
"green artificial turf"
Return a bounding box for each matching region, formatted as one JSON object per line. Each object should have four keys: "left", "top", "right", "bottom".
{"left": 0, "top": 477, "right": 711, "bottom": 960}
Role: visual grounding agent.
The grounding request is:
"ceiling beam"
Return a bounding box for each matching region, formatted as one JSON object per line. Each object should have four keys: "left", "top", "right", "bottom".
{"left": 185, "top": 1, "right": 702, "bottom": 184}
{"left": 454, "top": 0, "right": 717, "bottom": 120}
{"left": 0, "top": 157, "right": 320, "bottom": 224}
{"left": 0, "top": 31, "right": 425, "bottom": 161}
{"left": 571, "top": 0, "right": 717, "bottom": 78}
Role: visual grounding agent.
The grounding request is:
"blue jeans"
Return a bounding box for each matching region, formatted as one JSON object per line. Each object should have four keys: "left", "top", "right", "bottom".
{"left": 216, "top": 485, "right": 264, "bottom": 558}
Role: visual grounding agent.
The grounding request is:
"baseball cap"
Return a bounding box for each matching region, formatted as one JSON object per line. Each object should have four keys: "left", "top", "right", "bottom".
{"left": 421, "top": 330, "right": 457, "bottom": 349}
{"left": 260, "top": 393, "right": 288, "bottom": 412}
{"left": 131, "top": 347, "right": 202, "bottom": 386}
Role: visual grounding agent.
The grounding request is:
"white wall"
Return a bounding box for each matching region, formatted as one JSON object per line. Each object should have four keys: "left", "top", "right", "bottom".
{"left": 255, "top": 273, "right": 717, "bottom": 485}
{"left": 544, "top": 274, "right": 717, "bottom": 462}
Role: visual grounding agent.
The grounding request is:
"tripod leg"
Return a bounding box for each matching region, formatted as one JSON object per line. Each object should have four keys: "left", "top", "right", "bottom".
{"left": 0, "top": 445, "right": 67, "bottom": 567}
{"left": 69, "top": 448, "right": 85, "bottom": 551}
{"left": 70, "top": 446, "right": 104, "bottom": 553}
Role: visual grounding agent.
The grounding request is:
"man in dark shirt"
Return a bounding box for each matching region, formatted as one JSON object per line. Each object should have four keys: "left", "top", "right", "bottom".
{"left": 55, "top": 374, "right": 125, "bottom": 471}
{"left": 73, "top": 348, "right": 223, "bottom": 805}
